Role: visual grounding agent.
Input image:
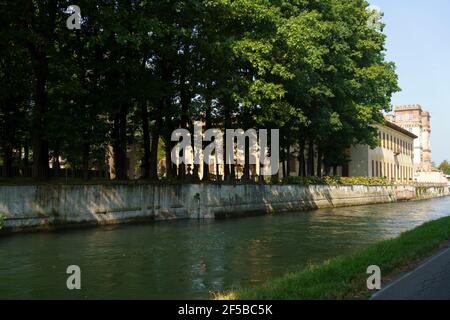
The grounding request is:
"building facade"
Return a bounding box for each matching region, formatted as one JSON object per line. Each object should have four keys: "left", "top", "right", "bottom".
{"left": 348, "top": 121, "right": 417, "bottom": 182}
{"left": 387, "top": 105, "right": 432, "bottom": 172}
{"left": 115, "top": 120, "right": 419, "bottom": 183}
{"left": 167, "top": 120, "right": 417, "bottom": 182}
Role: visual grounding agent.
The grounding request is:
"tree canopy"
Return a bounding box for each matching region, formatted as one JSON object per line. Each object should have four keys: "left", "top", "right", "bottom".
{"left": 438, "top": 161, "right": 450, "bottom": 175}
{"left": 0, "top": 0, "right": 399, "bottom": 181}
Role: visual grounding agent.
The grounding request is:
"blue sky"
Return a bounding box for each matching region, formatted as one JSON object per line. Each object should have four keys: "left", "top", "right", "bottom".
{"left": 368, "top": 0, "right": 450, "bottom": 165}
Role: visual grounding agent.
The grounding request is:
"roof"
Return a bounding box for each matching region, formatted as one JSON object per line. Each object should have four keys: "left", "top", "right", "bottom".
{"left": 383, "top": 120, "right": 418, "bottom": 139}
{"left": 394, "top": 104, "right": 423, "bottom": 111}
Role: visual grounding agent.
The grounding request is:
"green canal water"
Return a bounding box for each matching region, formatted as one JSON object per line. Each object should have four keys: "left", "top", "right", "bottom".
{"left": 1, "top": 197, "right": 450, "bottom": 299}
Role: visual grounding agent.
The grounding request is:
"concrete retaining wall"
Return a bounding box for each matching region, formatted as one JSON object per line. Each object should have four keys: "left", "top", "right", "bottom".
{"left": 0, "top": 183, "right": 448, "bottom": 232}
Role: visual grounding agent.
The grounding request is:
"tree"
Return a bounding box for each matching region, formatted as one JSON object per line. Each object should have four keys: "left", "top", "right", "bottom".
{"left": 0, "top": 0, "right": 400, "bottom": 182}
{"left": 438, "top": 161, "right": 450, "bottom": 175}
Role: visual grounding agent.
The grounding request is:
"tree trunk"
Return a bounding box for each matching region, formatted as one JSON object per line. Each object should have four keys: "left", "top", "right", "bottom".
{"left": 242, "top": 138, "right": 250, "bottom": 181}
{"left": 27, "top": 2, "right": 57, "bottom": 181}
{"left": 179, "top": 74, "right": 191, "bottom": 180}
{"left": 242, "top": 106, "right": 251, "bottom": 181}
{"left": 316, "top": 147, "right": 323, "bottom": 178}
{"left": 149, "top": 102, "right": 162, "bottom": 180}
{"left": 224, "top": 162, "right": 231, "bottom": 182}
{"left": 149, "top": 133, "right": 159, "bottom": 180}
{"left": 1, "top": 102, "right": 14, "bottom": 178}
{"left": 324, "top": 162, "right": 331, "bottom": 176}
{"left": 298, "top": 139, "right": 306, "bottom": 177}
{"left": 223, "top": 98, "right": 233, "bottom": 182}
{"left": 31, "top": 54, "right": 49, "bottom": 180}
{"left": 164, "top": 102, "right": 174, "bottom": 179}
{"left": 202, "top": 102, "right": 211, "bottom": 182}
{"left": 112, "top": 104, "right": 128, "bottom": 180}
{"left": 53, "top": 142, "right": 61, "bottom": 179}
{"left": 165, "top": 139, "right": 174, "bottom": 178}
{"left": 286, "top": 136, "right": 291, "bottom": 177}
{"left": 141, "top": 101, "right": 151, "bottom": 179}
{"left": 192, "top": 164, "right": 199, "bottom": 182}
{"left": 2, "top": 144, "right": 13, "bottom": 178}
{"left": 82, "top": 142, "right": 90, "bottom": 181}
{"left": 23, "top": 141, "right": 29, "bottom": 168}
{"left": 307, "top": 139, "right": 315, "bottom": 177}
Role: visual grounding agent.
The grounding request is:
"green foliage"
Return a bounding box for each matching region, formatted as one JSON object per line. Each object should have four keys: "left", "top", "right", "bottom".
{"left": 282, "top": 176, "right": 389, "bottom": 186}
{"left": 215, "top": 216, "right": 450, "bottom": 300}
{"left": 158, "top": 176, "right": 181, "bottom": 185}
{"left": 0, "top": 0, "right": 399, "bottom": 182}
{"left": 438, "top": 161, "right": 450, "bottom": 175}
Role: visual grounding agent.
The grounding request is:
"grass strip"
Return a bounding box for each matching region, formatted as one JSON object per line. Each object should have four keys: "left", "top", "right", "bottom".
{"left": 214, "top": 216, "right": 450, "bottom": 300}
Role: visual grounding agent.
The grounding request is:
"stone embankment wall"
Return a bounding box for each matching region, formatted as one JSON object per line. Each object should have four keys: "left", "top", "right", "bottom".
{"left": 0, "top": 183, "right": 448, "bottom": 233}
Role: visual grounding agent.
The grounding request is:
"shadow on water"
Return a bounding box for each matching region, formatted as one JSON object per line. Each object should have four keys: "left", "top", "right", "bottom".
{"left": 1, "top": 197, "right": 450, "bottom": 299}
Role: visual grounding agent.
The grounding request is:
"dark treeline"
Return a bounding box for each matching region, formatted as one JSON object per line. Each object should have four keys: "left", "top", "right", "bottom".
{"left": 0, "top": 0, "right": 399, "bottom": 181}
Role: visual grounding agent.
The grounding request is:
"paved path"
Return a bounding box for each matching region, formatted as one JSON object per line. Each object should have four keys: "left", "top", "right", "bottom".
{"left": 372, "top": 245, "right": 450, "bottom": 300}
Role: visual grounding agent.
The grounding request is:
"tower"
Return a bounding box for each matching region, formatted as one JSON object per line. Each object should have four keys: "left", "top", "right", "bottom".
{"left": 391, "top": 104, "right": 432, "bottom": 172}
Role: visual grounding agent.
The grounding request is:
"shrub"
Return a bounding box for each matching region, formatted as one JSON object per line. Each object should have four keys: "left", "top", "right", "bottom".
{"left": 341, "top": 176, "right": 389, "bottom": 186}
{"left": 282, "top": 176, "right": 389, "bottom": 186}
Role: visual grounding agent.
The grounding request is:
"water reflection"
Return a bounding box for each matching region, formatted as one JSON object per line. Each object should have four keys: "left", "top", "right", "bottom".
{"left": 1, "top": 197, "right": 450, "bottom": 299}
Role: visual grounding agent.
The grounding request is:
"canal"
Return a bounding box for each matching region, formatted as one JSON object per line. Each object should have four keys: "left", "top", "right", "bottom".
{"left": 1, "top": 197, "right": 450, "bottom": 299}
